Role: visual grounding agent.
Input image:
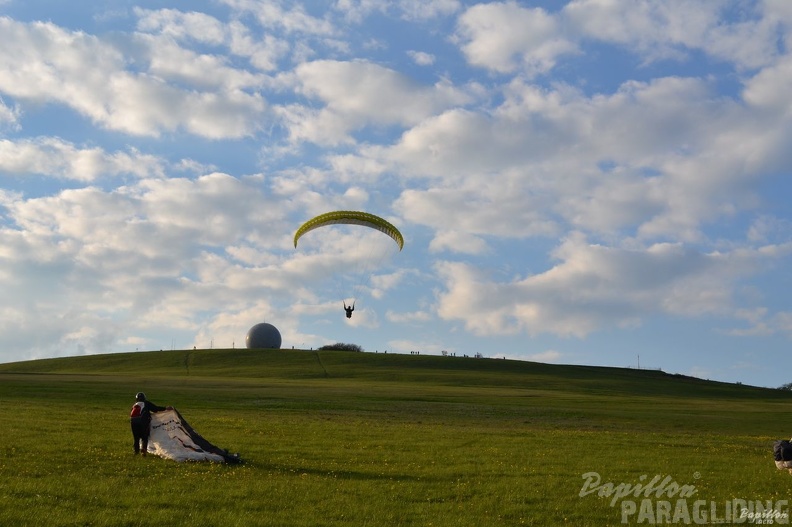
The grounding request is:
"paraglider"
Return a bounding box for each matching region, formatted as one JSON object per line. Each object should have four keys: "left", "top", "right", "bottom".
{"left": 293, "top": 211, "right": 404, "bottom": 251}
{"left": 293, "top": 211, "right": 404, "bottom": 318}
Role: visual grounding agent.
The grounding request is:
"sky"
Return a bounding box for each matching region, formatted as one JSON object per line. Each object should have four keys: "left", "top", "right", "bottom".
{"left": 0, "top": 0, "right": 791, "bottom": 388}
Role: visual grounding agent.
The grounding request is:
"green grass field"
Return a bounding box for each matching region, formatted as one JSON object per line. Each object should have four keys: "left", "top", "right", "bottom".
{"left": 1, "top": 349, "right": 791, "bottom": 526}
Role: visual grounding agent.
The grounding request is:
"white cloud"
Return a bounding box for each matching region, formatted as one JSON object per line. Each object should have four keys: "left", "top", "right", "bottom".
{"left": 227, "top": 21, "right": 291, "bottom": 71}
{"left": 397, "top": 182, "right": 559, "bottom": 251}
{"left": 564, "top": 0, "right": 781, "bottom": 69}
{"left": 434, "top": 233, "right": 787, "bottom": 338}
{"left": 333, "top": 0, "right": 458, "bottom": 24}
{"left": 747, "top": 215, "right": 792, "bottom": 244}
{"left": 0, "top": 95, "right": 19, "bottom": 129}
{"left": 453, "top": 1, "right": 783, "bottom": 78}
{"left": 277, "top": 60, "right": 472, "bottom": 145}
{"left": 368, "top": 108, "right": 517, "bottom": 177}
{"left": 455, "top": 3, "right": 577, "bottom": 75}
{"left": 771, "top": 312, "right": 792, "bottom": 337}
{"left": 386, "top": 309, "right": 432, "bottom": 323}
{"left": 726, "top": 307, "right": 792, "bottom": 338}
{"left": 369, "top": 269, "right": 408, "bottom": 298}
{"left": 525, "top": 350, "right": 562, "bottom": 363}
{"left": 371, "top": 70, "right": 792, "bottom": 247}
{"left": 134, "top": 8, "right": 227, "bottom": 45}
{"left": 0, "top": 18, "right": 266, "bottom": 138}
{"left": 398, "top": 0, "right": 460, "bottom": 21}
{"left": 0, "top": 138, "right": 165, "bottom": 181}
{"left": 407, "top": 50, "right": 435, "bottom": 66}
{"left": 564, "top": 0, "right": 716, "bottom": 60}
{"left": 333, "top": 0, "right": 388, "bottom": 24}
{"left": 386, "top": 339, "right": 447, "bottom": 355}
{"left": 293, "top": 60, "right": 467, "bottom": 124}
{"left": 0, "top": 172, "right": 303, "bottom": 360}
{"left": 134, "top": 8, "right": 291, "bottom": 72}
{"left": 426, "top": 230, "right": 489, "bottom": 255}
{"left": 220, "top": 0, "right": 336, "bottom": 36}
{"left": 743, "top": 54, "right": 792, "bottom": 112}
{"left": 137, "top": 34, "right": 264, "bottom": 91}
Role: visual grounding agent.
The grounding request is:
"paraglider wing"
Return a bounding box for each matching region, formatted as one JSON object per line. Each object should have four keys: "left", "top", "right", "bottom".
{"left": 293, "top": 211, "right": 404, "bottom": 251}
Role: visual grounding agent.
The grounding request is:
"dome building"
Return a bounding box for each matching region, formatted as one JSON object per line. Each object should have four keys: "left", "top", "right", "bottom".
{"left": 245, "top": 323, "right": 282, "bottom": 349}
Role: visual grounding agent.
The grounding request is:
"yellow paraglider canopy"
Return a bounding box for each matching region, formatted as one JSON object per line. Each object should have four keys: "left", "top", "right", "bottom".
{"left": 293, "top": 211, "right": 404, "bottom": 251}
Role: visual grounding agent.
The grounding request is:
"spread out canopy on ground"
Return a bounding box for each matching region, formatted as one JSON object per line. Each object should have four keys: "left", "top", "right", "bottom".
{"left": 148, "top": 408, "right": 241, "bottom": 463}
{"left": 293, "top": 211, "right": 404, "bottom": 251}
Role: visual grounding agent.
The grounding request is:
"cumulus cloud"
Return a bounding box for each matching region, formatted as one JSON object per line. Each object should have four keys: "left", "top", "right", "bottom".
{"left": 398, "top": 0, "right": 460, "bottom": 21}
{"left": 0, "top": 95, "right": 19, "bottom": 129}
{"left": 0, "top": 173, "right": 297, "bottom": 360}
{"left": 386, "top": 309, "right": 432, "bottom": 323}
{"left": 407, "top": 50, "right": 435, "bottom": 66}
{"left": 136, "top": 34, "right": 264, "bottom": 92}
{"left": 0, "top": 17, "right": 266, "bottom": 138}
{"left": 455, "top": 3, "right": 577, "bottom": 75}
{"left": 396, "top": 183, "right": 558, "bottom": 252}
{"left": 564, "top": 0, "right": 782, "bottom": 69}
{"left": 134, "top": 8, "right": 291, "bottom": 72}
{"left": 743, "top": 54, "right": 792, "bottom": 112}
{"left": 227, "top": 21, "right": 291, "bottom": 71}
{"left": 0, "top": 138, "right": 165, "bottom": 181}
{"left": 334, "top": 0, "right": 459, "bottom": 24}
{"left": 434, "top": 233, "right": 787, "bottom": 338}
{"left": 747, "top": 215, "right": 792, "bottom": 244}
{"left": 386, "top": 339, "right": 447, "bottom": 355}
{"left": 455, "top": 1, "right": 784, "bottom": 77}
{"left": 134, "top": 8, "right": 227, "bottom": 45}
{"left": 220, "top": 0, "right": 336, "bottom": 36}
{"left": 370, "top": 69, "right": 792, "bottom": 251}
{"left": 525, "top": 350, "right": 562, "bottom": 363}
{"left": 277, "top": 60, "right": 472, "bottom": 145}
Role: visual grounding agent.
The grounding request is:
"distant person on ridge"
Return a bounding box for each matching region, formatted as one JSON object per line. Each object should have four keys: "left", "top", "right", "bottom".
{"left": 129, "top": 392, "right": 171, "bottom": 456}
{"left": 344, "top": 301, "right": 355, "bottom": 319}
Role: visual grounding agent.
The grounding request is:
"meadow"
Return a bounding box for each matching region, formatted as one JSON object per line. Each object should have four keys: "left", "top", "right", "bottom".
{"left": 1, "top": 348, "right": 791, "bottom": 526}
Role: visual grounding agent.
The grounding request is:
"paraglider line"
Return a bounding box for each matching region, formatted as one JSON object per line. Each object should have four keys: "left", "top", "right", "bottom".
{"left": 314, "top": 352, "right": 329, "bottom": 378}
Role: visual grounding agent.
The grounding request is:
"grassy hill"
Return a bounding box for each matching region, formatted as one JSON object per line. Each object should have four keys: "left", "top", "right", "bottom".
{"left": 1, "top": 349, "right": 791, "bottom": 526}
{"left": 0, "top": 347, "right": 783, "bottom": 396}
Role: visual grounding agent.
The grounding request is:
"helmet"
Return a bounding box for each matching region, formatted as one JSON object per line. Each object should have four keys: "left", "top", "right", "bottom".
{"left": 135, "top": 392, "right": 146, "bottom": 401}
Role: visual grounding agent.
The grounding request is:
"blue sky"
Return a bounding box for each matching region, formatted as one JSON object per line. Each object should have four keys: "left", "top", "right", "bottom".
{"left": 1, "top": 0, "right": 791, "bottom": 388}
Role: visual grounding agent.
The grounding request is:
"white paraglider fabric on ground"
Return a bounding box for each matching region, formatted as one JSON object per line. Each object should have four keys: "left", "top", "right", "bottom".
{"left": 774, "top": 439, "right": 792, "bottom": 474}
{"left": 147, "top": 408, "right": 240, "bottom": 463}
{"left": 776, "top": 459, "right": 792, "bottom": 473}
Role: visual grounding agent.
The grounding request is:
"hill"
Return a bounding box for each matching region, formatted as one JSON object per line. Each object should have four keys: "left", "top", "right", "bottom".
{"left": 2, "top": 348, "right": 791, "bottom": 526}
{"left": 0, "top": 347, "right": 785, "bottom": 400}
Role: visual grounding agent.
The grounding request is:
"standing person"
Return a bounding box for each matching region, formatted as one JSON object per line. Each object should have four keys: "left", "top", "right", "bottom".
{"left": 129, "top": 392, "right": 170, "bottom": 456}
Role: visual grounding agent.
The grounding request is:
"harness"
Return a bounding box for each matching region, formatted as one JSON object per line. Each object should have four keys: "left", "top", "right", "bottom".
{"left": 130, "top": 401, "right": 146, "bottom": 418}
